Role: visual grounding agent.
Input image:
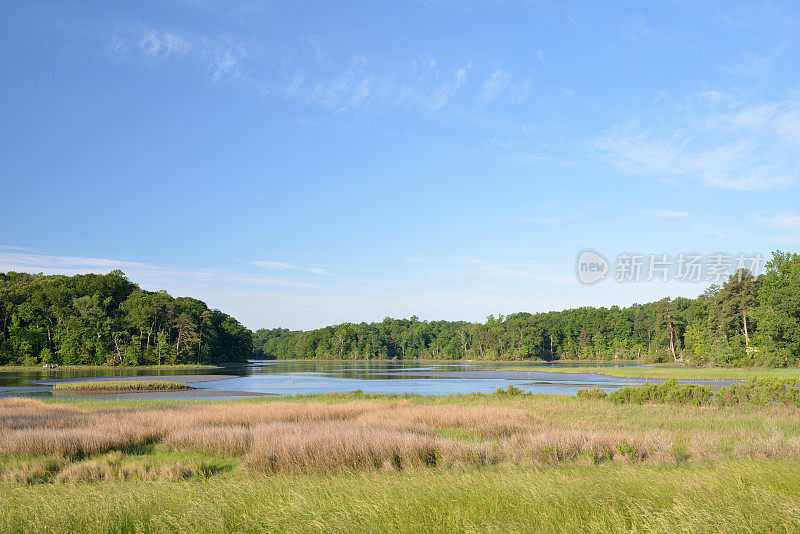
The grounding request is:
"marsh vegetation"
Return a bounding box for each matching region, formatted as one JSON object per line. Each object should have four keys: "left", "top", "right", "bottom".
{"left": 4, "top": 392, "right": 800, "bottom": 482}
{"left": 4, "top": 393, "right": 800, "bottom": 531}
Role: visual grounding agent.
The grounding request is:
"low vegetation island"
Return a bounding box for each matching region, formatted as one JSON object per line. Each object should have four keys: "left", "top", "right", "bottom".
{"left": 51, "top": 380, "right": 193, "bottom": 393}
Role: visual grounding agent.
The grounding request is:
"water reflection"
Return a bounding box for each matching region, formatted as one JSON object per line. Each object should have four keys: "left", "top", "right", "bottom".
{"left": 0, "top": 360, "right": 650, "bottom": 399}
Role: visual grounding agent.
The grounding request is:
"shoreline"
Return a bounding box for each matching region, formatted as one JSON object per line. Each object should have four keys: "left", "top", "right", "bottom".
{"left": 0, "top": 364, "right": 226, "bottom": 372}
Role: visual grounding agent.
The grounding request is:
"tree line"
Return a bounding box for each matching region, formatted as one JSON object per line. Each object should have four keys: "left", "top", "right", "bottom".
{"left": 0, "top": 270, "right": 251, "bottom": 366}
{"left": 253, "top": 251, "right": 800, "bottom": 367}
{"left": 3, "top": 250, "right": 799, "bottom": 367}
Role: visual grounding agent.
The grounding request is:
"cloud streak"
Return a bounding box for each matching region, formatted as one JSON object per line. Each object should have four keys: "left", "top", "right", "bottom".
{"left": 642, "top": 210, "right": 691, "bottom": 218}
{"left": 0, "top": 251, "right": 306, "bottom": 289}
{"left": 109, "top": 26, "right": 245, "bottom": 81}
{"left": 593, "top": 99, "right": 800, "bottom": 191}
{"left": 251, "top": 260, "right": 330, "bottom": 275}
{"left": 250, "top": 260, "right": 299, "bottom": 270}
{"left": 276, "top": 55, "right": 529, "bottom": 113}
{"left": 759, "top": 213, "right": 800, "bottom": 244}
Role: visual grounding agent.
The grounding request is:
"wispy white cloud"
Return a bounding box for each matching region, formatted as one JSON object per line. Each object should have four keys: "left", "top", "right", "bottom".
{"left": 492, "top": 138, "right": 580, "bottom": 167}
{"left": 593, "top": 98, "right": 800, "bottom": 191}
{"left": 0, "top": 251, "right": 306, "bottom": 289}
{"left": 480, "top": 69, "right": 531, "bottom": 104}
{"left": 250, "top": 260, "right": 299, "bottom": 270}
{"left": 694, "top": 225, "right": 729, "bottom": 242}
{"left": 251, "top": 260, "right": 330, "bottom": 275}
{"left": 642, "top": 210, "right": 691, "bottom": 218}
{"left": 480, "top": 69, "right": 510, "bottom": 103}
{"left": 759, "top": 213, "right": 800, "bottom": 244}
{"left": 276, "top": 55, "right": 528, "bottom": 113}
{"left": 398, "top": 256, "right": 574, "bottom": 287}
{"left": 462, "top": 258, "right": 574, "bottom": 285}
{"left": 618, "top": 14, "right": 653, "bottom": 41}
{"left": 454, "top": 63, "right": 471, "bottom": 89}
{"left": 652, "top": 90, "right": 667, "bottom": 103}
{"left": 483, "top": 213, "right": 583, "bottom": 226}
{"left": 685, "top": 90, "right": 734, "bottom": 106}
{"left": 0, "top": 245, "right": 36, "bottom": 252}
{"left": 109, "top": 26, "right": 245, "bottom": 81}
{"left": 725, "top": 42, "right": 788, "bottom": 78}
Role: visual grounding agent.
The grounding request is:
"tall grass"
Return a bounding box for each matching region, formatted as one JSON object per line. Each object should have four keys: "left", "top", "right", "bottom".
{"left": 1, "top": 461, "right": 799, "bottom": 533}
{"left": 245, "top": 421, "right": 447, "bottom": 471}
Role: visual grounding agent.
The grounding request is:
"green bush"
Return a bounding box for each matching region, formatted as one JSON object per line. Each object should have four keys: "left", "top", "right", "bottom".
{"left": 576, "top": 387, "right": 607, "bottom": 399}
{"left": 494, "top": 385, "right": 530, "bottom": 396}
{"left": 599, "top": 377, "right": 800, "bottom": 407}
{"left": 608, "top": 379, "right": 711, "bottom": 406}
{"left": 713, "top": 378, "right": 800, "bottom": 407}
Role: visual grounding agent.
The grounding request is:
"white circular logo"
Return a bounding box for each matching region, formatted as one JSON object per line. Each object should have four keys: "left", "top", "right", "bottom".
{"left": 576, "top": 250, "right": 609, "bottom": 285}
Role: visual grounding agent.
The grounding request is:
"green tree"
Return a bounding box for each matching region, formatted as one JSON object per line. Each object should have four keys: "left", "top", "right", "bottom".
{"left": 756, "top": 251, "right": 800, "bottom": 364}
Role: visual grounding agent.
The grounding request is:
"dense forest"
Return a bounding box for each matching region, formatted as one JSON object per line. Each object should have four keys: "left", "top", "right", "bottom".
{"left": 3, "top": 250, "right": 799, "bottom": 367}
{"left": 253, "top": 251, "right": 800, "bottom": 367}
{"left": 0, "top": 270, "right": 252, "bottom": 366}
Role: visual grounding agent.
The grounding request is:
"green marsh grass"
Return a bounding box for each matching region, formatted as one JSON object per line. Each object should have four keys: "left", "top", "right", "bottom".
{"left": 2, "top": 461, "right": 800, "bottom": 533}
{"left": 522, "top": 364, "right": 800, "bottom": 381}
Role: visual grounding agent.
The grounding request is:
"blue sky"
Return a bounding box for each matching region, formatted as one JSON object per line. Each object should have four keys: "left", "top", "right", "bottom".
{"left": 2, "top": 0, "right": 800, "bottom": 329}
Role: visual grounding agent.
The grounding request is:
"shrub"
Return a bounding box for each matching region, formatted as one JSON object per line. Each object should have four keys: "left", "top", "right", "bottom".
{"left": 713, "top": 378, "right": 800, "bottom": 407}
{"left": 494, "top": 385, "right": 530, "bottom": 396}
{"left": 608, "top": 379, "right": 711, "bottom": 406}
{"left": 601, "top": 378, "right": 800, "bottom": 407}
{"left": 576, "top": 387, "right": 607, "bottom": 400}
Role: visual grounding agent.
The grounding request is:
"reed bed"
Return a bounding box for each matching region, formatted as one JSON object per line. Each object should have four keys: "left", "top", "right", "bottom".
{"left": 4, "top": 395, "right": 800, "bottom": 483}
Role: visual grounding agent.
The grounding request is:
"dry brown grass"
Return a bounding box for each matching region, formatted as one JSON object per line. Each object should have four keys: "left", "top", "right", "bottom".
{"left": 164, "top": 425, "right": 252, "bottom": 455}
{"left": 246, "top": 421, "right": 445, "bottom": 472}
{"left": 54, "top": 459, "right": 205, "bottom": 483}
{"left": 0, "top": 398, "right": 87, "bottom": 430}
{"left": 503, "top": 429, "right": 671, "bottom": 464}
{"left": 5, "top": 396, "right": 800, "bottom": 481}
{"left": 355, "top": 403, "right": 538, "bottom": 437}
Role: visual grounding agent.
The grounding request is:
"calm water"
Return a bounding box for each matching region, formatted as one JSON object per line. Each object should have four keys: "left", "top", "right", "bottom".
{"left": 0, "top": 360, "right": 654, "bottom": 399}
